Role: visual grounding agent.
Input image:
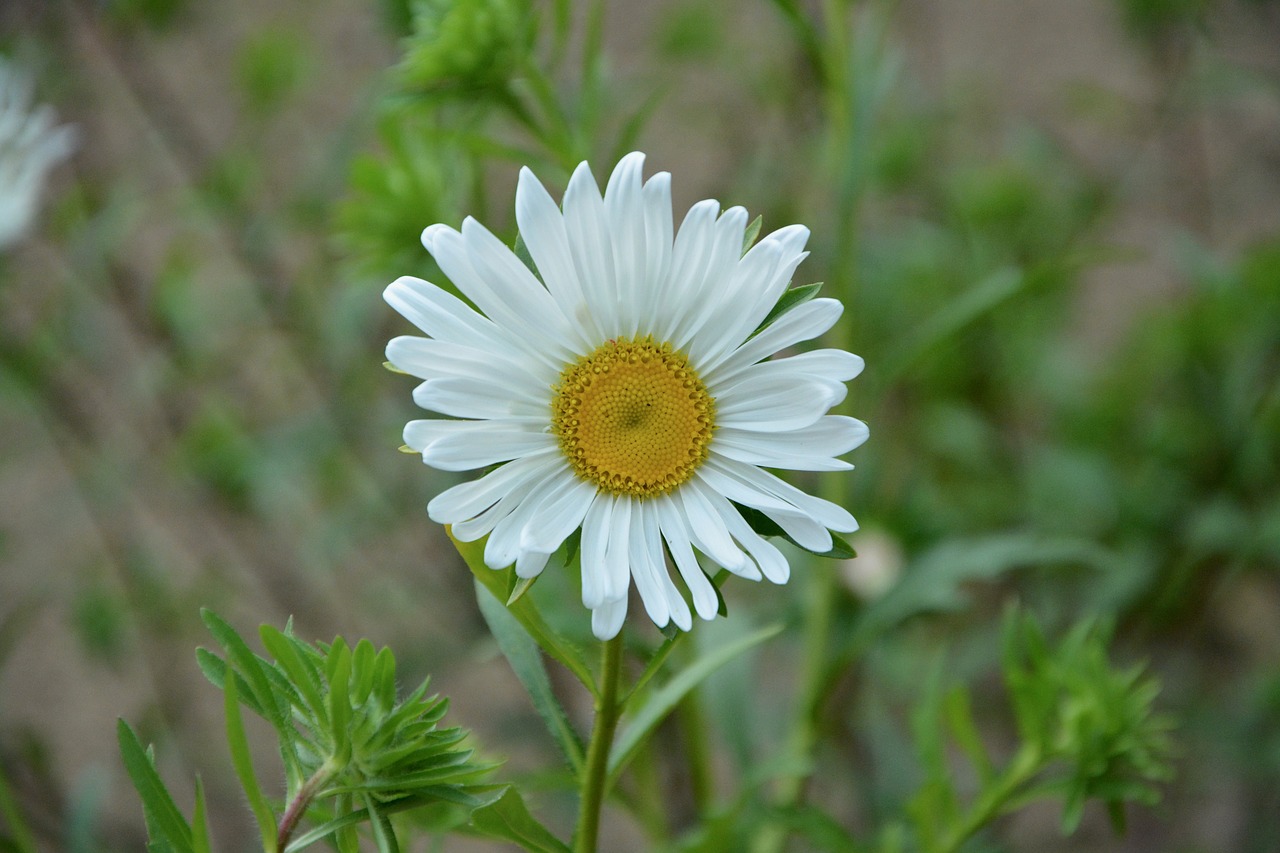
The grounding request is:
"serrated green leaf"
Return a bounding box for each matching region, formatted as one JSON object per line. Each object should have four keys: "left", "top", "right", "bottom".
{"left": 475, "top": 579, "right": 585, "bottom": 775}
{"left": 755, "top": 282, "right": 822, "bottom": 333}
{"left": 223, "top": 674, "right": 277, "bottom": 848}
{"left": 117, "top": 720, "right": 193, "bottom": 853}
{"left": 466, "top": 787, "right": 570, "bottom": 853}
{"left": 608, "top": 623, "right": 784, "bottom": 786}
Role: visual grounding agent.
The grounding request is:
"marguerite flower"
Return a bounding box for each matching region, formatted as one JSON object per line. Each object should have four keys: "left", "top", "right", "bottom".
{"left": 386, "top": 153, "right": 868, "bottom": 639}
{"left": 0, "top": 57, "right": 75, "bottom": 251}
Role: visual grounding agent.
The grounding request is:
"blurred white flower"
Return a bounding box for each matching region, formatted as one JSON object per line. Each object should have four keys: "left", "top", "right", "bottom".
{"left": 839, "top": 529, "right": 903, "bottom": 600}
{"left": 0, "top": 57, "right": 76, "bottom": 251}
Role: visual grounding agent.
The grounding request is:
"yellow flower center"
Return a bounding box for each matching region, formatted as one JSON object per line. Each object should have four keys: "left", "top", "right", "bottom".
{"left": 551, "top": 337, "right": 716, "bottom": 498}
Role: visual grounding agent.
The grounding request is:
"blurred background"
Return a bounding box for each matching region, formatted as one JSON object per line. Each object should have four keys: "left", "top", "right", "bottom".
{"left": 0, "top": 0, "right": 1277, "bottom": 850}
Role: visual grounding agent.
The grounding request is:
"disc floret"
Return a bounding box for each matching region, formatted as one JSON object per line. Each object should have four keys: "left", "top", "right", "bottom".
{"left": 551, "top": 337, "right": 716, "bottom": 497}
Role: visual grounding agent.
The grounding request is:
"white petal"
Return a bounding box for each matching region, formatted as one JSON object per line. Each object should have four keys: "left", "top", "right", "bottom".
{"left": 703, "top": 457, "right": 859, "bottom": 533}
{"left": 655, "top": 496, "right": 719, "bottom": 620}
{"left": 384, "top": 276, "right": 511, "bottom": 352}
{"left": 484, "top": 472, "right": 575, "bottom": 569}
{"left": 591, "top": 596, "right": 628, "bottom": 640}
{"left": 635, "top": 172, "right": 674, "bottom": 331}
{"left": 712, "top": 417, "right": 869, "bottom": 471}
{"left": 387, "top": 335, "right": 552, "bottom": 386}
{"left": 449, "top": 469, "right": 545, "bottom": 543}
{"left": 669, "top": 206, "right": 749, "bottom": 352}
{"left": 413, "top": 377, "right": 548, "bottom": 421}
{"left": 604, "top": 152, "right": 647, "bottom": 337}
{"left": 710, "top": 349, "right": 864, "bottom": 398}
{"left": 428, "top": 451, "right": 561, "bottom": 523}
{"left": 716, "top": 500, "right": 791, "bottom": 584}
{"left": 562, "top": 161, "right": 619, "bottom": 337}
{"left": 428, "top": 221, "right": 576, "bottom": 368}
{"left": 515, "top": 549, "right": 551, "bottom": 579}
{"left": 603, "top": 495, "right": 633, "bottom": 603}
{"left": 652, "top": 199, "right": 719, "bottom": 342}
{"left": 715, "top": 376, "right": 840, "bottom": 432}
{"left": 685, "top": 238, "right": 786, "bottom": 365}
{"left": 461, "top": 217, "right": 592, "bottom": 353}
{"left": 647, "top": 500, "right": 693, "bottom": 631}
{"left": 423, "top": 429, "right": 556, "bottom": 471}
{"left": 679, "top": 481, "right": 755, "bottom": 577}
{"left": 515, "top": 166, "right": 600, "bottom": 342}
{"left": 627, "top": 501, "right": 670, "bottom": 628}
{"left": 580, "top": 494, "right": 614, "bottom": 609}
{"left": 702, "top": 298, "right": 844, "bottom": 381}
{"left": 521, "top": 477, "right": 598, "bottom": 554}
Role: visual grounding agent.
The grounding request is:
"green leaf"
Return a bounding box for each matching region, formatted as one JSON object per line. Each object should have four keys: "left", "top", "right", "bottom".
{"left": 223, "top": 674, "right": 277, "bottom": 849}
{"left": 450, "top": 528, "right": 596, "bottom": 692}
{"left": 755, "top": 282, "right": 822, "bottom": 333}
{"left": 742, "top": 215, "right": 763, "bottom": 254}
{"left": 608, "top": 623, "right": 784, "bottom": 786}
{"left": 116, "top": 720, "right": 193, "bottom": 853}
{"left": 878, "top": 266, "right": 1024, "bottom": 384}
{"left": 734, "top": 503, "right": 854, "bottom": 559}
{"left": 260, "top": 626, "right": 327, "bottom": 727}
{"left": 474, "top": 579, "right": 585, "bottom": 775}
{"left": 201, "top": 609, "right": 290, "bottom": 734}
{"left": 363, "top": 793, "right": 401, "bottom": 853}
{"left": 328, "top": 644, "right": 353, "bottom": 764}
{"left": 194, "top": 649, "right": 267, "bottom": 718}
{"left": 466, "top": 787, "right": 570, "bottom": 853}
{"left": 190, "top": 778, "right": 213, "bottom": 853}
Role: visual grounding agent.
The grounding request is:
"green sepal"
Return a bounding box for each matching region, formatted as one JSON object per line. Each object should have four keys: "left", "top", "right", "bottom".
{"left": 399, "top": 444, "right": 419, "bottom": 455}
{"left": 382, "top": 361, "right": 408, "bottom": 375}
{"left": 506, "top": 575, "right": 538, "bottom": 606}
{"left": 733, "top": 503, "right": 855, "bottom": 559}
{"left": 513, "top": 231, "right": 538, "bottom": 277}
{"left": 741, "top": 215, "right": 763, "bottom": 254}
{"left": 754, "top": 282, "right": 823, "bottom": 334}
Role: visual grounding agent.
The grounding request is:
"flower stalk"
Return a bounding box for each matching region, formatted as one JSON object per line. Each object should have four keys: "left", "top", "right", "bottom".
{"left": 575, "top": 633, "right": 626, "bottom": 853}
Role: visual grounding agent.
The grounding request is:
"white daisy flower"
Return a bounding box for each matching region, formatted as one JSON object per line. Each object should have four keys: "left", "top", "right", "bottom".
{"left": 0, "top": 57, "right": 76, "bottom": 251}
{"left": 386, "top": 153, "right": 868, "bottom": 639}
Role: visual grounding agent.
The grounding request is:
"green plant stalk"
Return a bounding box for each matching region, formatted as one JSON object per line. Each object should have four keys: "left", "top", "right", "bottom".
{"left": 676, "top": 651, "right": 714, "bottom": 817}
{"left": 0, "top": 763, "right": 37, "bottom": 853}
{"left": 752, "top": 559, "right": 839, "bottom": 853}
{"left": 276, "top": 761, "right": 338, "bottom": 852}
{"left": 575, "top": 634, "right": 626, "bottom": 853}
{"left": 932, "top": 745, "right": 1044, "bottom": 853}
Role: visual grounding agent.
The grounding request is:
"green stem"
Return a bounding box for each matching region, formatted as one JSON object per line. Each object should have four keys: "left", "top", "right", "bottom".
{"left": 0, "top": 763, "right": 37, "bottom": 853}
{"left": 276, "top": 763, "right": 336, "bottom": 852}
{"left": 575, "top": 634, "right": 626, "bottom": 853}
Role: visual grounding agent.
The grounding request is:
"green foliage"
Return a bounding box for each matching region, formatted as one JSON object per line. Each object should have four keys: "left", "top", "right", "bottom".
{"left": 894, "top": 611, "right": 1174, "bottom": 852}
{"left": 235, "top": 30, "right": 311, "bottom": 118}
{"left": 333, "top": 113, "right": 465, "bottom": 284}
{"left": 122, "top": 611, "right": 501, "bottom": 852}
{"left": 396, "top": 0, "right": 533, "bottom": 97}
